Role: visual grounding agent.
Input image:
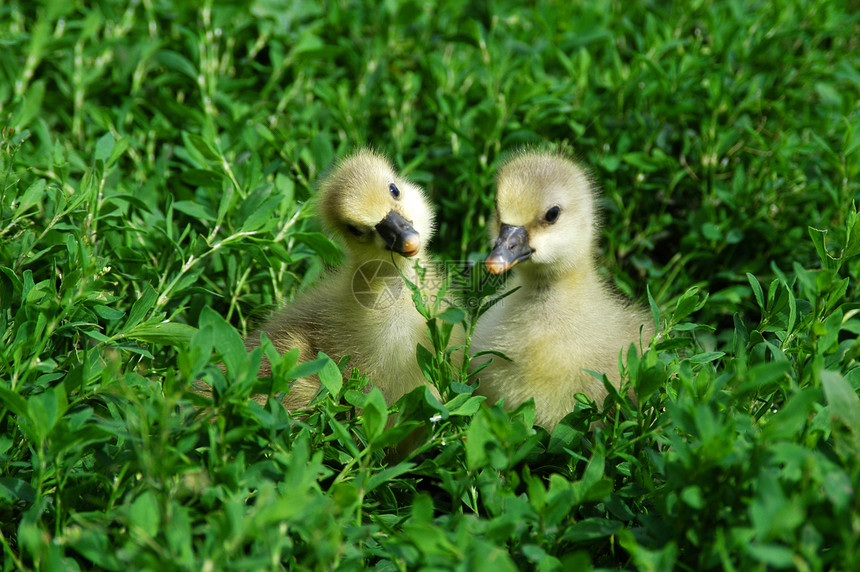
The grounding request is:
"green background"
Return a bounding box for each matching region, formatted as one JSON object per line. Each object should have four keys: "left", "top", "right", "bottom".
{"left": 1, "top": 1, "right": 858, "bottom": 570}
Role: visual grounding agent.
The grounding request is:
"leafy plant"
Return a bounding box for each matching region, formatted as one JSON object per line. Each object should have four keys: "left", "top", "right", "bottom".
{"left": 1, "top": 0, "right": 858, "bottom": 570}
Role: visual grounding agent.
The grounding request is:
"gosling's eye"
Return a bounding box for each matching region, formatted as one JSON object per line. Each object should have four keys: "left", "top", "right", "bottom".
{"left": 389, "top": 183, "right": 400, "bottom": 199}
{"left": 346, "top": 224, "right": 364, "bottom": 237}
{"left": 544, "top": 206, "right": 561, "bottom": 223}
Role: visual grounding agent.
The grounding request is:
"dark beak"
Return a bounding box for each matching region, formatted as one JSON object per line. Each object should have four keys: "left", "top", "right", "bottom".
{"left": 375, "top": 211, "right": 421, "bottom": 257}
{"left": 485, "top": 224, "right": 533, "bottom": 274}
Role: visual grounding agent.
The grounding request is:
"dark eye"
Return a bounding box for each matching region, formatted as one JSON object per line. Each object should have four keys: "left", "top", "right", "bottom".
{"left": 544, "top": 206, "right": 561, "bottom": 223}
{"left": 346, "top": 224, "right": 364, "bottom": 237}
{"left": 389, "top": 183, "right": 400, "bottom": 198}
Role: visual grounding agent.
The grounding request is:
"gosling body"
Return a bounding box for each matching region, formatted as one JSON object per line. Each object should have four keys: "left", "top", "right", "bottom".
{"left": 248, "top": 149, "right": 437, "bottom": 409}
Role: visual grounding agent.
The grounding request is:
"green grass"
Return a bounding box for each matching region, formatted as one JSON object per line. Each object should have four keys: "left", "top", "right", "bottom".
{"left": 1, "top": 0, "right": 859, "bottom": 569}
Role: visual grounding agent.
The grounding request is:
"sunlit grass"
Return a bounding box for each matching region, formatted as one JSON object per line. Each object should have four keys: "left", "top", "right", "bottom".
{"left": 1, "top": 0, "right": 859, "bottom": 569}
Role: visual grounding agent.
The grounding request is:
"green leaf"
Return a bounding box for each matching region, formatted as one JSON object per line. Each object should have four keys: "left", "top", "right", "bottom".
{"left": 198, "top": 307, "right": 246, "bottom": 378}
{"left": 680, "top": 485, "right": 705, "bottom": 509}
{"left": 106, "top": 136, "right": 129, "bottom": 167}
{"left": 548, "top": 422, "right": 581, "bottom": 455}
{"left": 447, "top": 395, "right": 485, "bottom": 416}
{"left": 0, "top": 478, "right": 36, "bottom": 504}
{"left": 275, "top": 172, "right": 295, "bottom": 206}
{"left": 465, "top": 408, "right": 491, "bottom": 472}
{"left": 240, "top": 193, "right": 283, "bottom": 233}
{"left": 762, "top": 388, "right": 821, "bottom": 441}
{"left": 361, "top": 387, "right": 388, "bottom": 443}
{"left": 818, "top": 309, "right": 842, "bottom": 353}
{"left": 267, "top": 344, "right": 300, "bottom": 380}
{"left": 64, "top": 526, "right": 119, "bottom": 569}
{"left": 155, "top": 50, "right": 197, "bottom": 80}
{"left": 415, "top": 342, "right": 436, "bottom": 384}
{"left": 129, "top": 490, "right": 160, "bottom": 538}
{"left": 822, "top": 370, "right": 860, "bottom": 430}
{"left": 0, "top": 387, "right": 28, "bottom": 418}
{"left": 183, "top": 132, "right": 221, "bottom": 162}
{"left": 523, "top": 465, "right": 546, "bottom": 512}
{"left": 573, "top": 449, "right": 609, "bottom": 504}
{"left": 94, "top": 132, "right": 115, "bottom": 163}
{"left": 93, "top": 305, "right": 125, "bottom": 321}
{"left": 292, "top": 232, "right": 343, "bottom": 265}
{"left": 436, "top": 306, "right": 466, "bottom": 324}
{"left": 747, "top": 272, "right": 764, "bottom": 310}
{"left": 627, "top": 344, "right": 668, "bottom": 402}
{"left": 365, "top": 463, "right": 415, "bottom": 494}
{"left": 318, "top": 356, "right": 343, "bottom": 397}
{"left": 646, "top": 284, "right": 660, "bottom": 332}
{"left": 329, "top": 482, "right": 359, "bottom": 510}
{"left": 808, "top": 226, "right": 835, "bottom": 269}
{"left": 291, "top": 31, "right": 326, "bottom": 57}
{"left": 126, "top": 321, "right": 197, "bottom": 347}
{"left": 843, "top": 206, "right": 860, "bottom": 259}
{"left": 83, "top": 330, "right": 111, "bottom": 343}
{"left": 124, "top": 284, "right": 157, "bottom": 331}
{"left": 687, "top": 352, "right": 725, "bottom": 364}
{"left": 26, "top": 384, "right": 68, "bottom": 443}
{"left": 102, "top": 192, "right": 152, "bottom": 213}
{"left": 745, "top": 543, "right": 796, "bottom": 568}
{"left": 376, "top": 420, "right": 422, "bottom": 449}
{"left": 13, "top": 179, "right": 46, "bottom": 217}
{"left": 785, "top": 283, "right": 797, "bottom": 334}
{"left": 285, "top": 354, "right": 330, "bottom": 380}
{"left": 179, "top": 168, "right": 224, "bottom": 188}
{"left": 173, "top": 200, "right": 216, "bottom": 222}
{"left": 309, "top": 132, "right": 334, "bottom": 171}
{"left": 328, "top": 415, "right": 361, "bottom": 458}
{"left": 622, "top": 151, "right": 658, "bottom": 172}
{"left": 671, "top": 287, "right": 708, "bottom": 324}
{"left": 545, "top": 474, "right": 576, "bottom": 526}
{"left": 701, "top": 222, "right": 722, "bottom": 241}
{"left": 10, "top": 79, "right": 45, "bottom": 129}
{"left": 559, "top": 518, "right": 620, "bottom": 543}
{"left": 410, "top": 492, "right": 434, "bottom": 524}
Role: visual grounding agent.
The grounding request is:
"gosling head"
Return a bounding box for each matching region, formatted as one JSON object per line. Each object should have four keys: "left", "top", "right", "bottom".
{"left": 319, "top": 149, "right": 435, "bottom": 261}
{"left": 485, "top": 151, "right": 596, "bottom": 279}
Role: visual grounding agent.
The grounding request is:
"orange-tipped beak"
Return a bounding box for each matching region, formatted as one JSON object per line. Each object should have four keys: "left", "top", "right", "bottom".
{"left": 485, "top": 224, "right": 533, "bottom": 274}
{"left": 376, "top": 211, "right": 421, "bottom": 257}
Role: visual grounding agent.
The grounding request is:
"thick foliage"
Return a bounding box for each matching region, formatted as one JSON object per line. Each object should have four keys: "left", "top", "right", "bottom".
{"left": 1, "top": 0, "right": 858, "bottom": 570}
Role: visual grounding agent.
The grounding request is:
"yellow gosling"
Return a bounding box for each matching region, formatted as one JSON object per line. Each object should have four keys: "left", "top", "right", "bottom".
{"left": 246, "top": 148, "right": 439, "bottom": 409}
{"left": 473, "top": 150, "right": 654, "bottom": 429}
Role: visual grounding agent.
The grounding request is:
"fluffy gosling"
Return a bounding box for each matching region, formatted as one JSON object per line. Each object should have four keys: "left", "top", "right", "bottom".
{"left": 472, "top": 150, "right": 654, "bottom": 429}
{"left": 247, "top": 149, "right": 438, "bottom": 409}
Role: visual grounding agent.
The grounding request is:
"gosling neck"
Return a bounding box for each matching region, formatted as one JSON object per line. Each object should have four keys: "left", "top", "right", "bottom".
{"left": 346, "top": 246, "right": 428, "bottom": 276}
{"left": 515, "top": 257, "right": 598, "bottom": 293}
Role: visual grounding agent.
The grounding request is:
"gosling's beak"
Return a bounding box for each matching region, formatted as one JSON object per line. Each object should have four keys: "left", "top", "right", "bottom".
{"left": 376, "top": 210, "right": 421, "bottom": 257}
{"left": 485, "top": 224, "right": 533, "bottom": 274}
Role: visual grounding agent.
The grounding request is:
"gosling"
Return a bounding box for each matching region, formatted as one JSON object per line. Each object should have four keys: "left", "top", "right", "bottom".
{"left": 247, "top": 149, "right": 438, "bottom": 410}
{"left": 472, "top": 150, "right": 654, "bottom": 429}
